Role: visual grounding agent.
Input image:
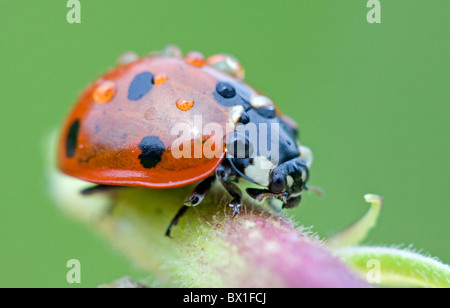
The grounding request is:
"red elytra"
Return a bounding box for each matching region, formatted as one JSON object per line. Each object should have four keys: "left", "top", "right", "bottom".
{"left": 58, "top": 54, "right": 258, "bottom": 188}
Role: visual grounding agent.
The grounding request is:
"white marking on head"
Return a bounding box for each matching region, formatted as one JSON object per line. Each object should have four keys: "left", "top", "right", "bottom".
{"left": 229, "top": 105, "right": 245, "bottom": 124}
{"left": 244, "top": 156, "right": 275, "bottom": 187}
{"left": 250, "top": 95, "right": 274, "bottom": 109}
{"left": 299, "top": 145, "right": 313, "bottom": 168}
{"left": 301, "top": 171, "right": 307, "bottom": 183}
{"left": 287, "top": 175, "right": 294, "bottom": 187}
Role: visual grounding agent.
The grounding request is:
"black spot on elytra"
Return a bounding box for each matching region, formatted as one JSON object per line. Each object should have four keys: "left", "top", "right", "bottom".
{"left": 138, "top": 136, "right": 165, "bottom": 168}
{"left": 128, "top": 71, "right": 154, "bottom": 101}
{"left": 66, "top": 119, "right": 80, "bottom": 158}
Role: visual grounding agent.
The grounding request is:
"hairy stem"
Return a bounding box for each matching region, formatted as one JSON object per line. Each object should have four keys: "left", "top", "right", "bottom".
{"left": 47, "top": 130, "right": 367, "bottom": 288}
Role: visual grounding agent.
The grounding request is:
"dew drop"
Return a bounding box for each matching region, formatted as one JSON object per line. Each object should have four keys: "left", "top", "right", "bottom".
{"left": 118, "top": 51, "right": 139, "bottom": 65}
{"left": 153, "top": 73, "right": 168, "bottom": 85}
{"left": 93, "top": 80, "right": 117, "bottom": 104}
{"left": 185, "top": 51, "right": 206, "bottom": 67}
{"left": 176, "top": 98, "right": 195, "bottom": 111}
{"left": 162, "top": 45, "right": 182, "bottom": 57}
{"left": 207, "top": 54, "right": 245, "bottom": 80}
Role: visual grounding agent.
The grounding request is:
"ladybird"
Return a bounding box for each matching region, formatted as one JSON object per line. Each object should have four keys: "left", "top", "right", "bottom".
{"left": 58, "top": 45, "right": 312, "bottom": 236}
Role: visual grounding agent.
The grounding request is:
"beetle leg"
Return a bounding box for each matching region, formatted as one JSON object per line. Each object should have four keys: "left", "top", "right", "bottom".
{"left": 80, "top": 185, "right": 125, "bottom": 195}
{"left": 216, "top": 161, "right": 243, "bottom": 216}
{"left": 183, "top": 176, "right": 216, "bottom": 207}
{"left": 165, "top": 176, "right": 216, "bottom": 237}
{"left": 222, "top": 181, "right": 242, "bottom": 217}
{"left": 79, "top": 185, "right": 126, "bottom": 217}
{"left": 165, "top": 205, "right": 189, "bottom": 237}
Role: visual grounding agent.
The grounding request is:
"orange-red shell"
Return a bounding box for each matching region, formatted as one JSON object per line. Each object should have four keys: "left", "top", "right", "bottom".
{"left": 58, "top": 55, "right": 260, "bottom": 188}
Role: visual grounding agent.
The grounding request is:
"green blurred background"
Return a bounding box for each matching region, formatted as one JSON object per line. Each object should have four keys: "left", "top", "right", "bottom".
{"left": 0, "top": 0, "right": 448, "bottom": 287}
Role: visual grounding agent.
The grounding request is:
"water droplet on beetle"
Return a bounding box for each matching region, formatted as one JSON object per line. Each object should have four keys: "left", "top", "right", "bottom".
{"left": 207, "top": 54, "right": 245, "bottom": 80}
{"left": 93, "top": 80, "right": 117, "bottom": 104}
{"left": 185, "top": 51, "right": 206, "bottom": 67}
{"left": 162, "top": 45, "right": 182, "bottom": 57}
{"left": 153, "top": 73, "right": 168, "bottom": 85}
{"left": 176, "top": 98, "right": 195, "bottom": 111}
{"left": 118, "top": 51, "right": 139, "bottom": 65}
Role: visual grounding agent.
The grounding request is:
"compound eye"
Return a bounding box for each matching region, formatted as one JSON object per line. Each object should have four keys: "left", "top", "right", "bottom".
{"left": 269, "top": 173, "right": 287, "bottom": 194}
{"left": 216, "top": 82, "right": 236, "bottom": 98}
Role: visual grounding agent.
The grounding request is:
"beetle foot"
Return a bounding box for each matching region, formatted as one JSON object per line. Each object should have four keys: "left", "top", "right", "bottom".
{"left": 230, "top": 197, "right": 241, "bottom": 217}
